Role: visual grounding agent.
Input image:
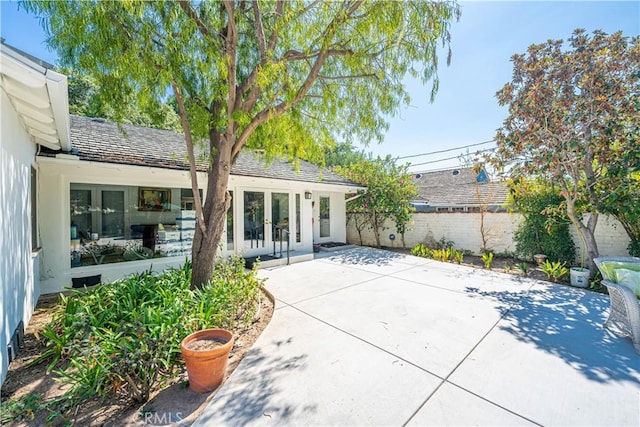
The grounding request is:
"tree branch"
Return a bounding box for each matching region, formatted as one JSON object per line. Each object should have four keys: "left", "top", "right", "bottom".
{"left": 171, "top": 82, "right": 207, "bottom": 236}
{"left": 178, "top": 1, "right": 210, "bottom": 38}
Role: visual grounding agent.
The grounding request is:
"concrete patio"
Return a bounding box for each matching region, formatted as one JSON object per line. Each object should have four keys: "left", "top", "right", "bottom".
{"left": 195, "top": 247, "right": 640, "bottom": 426}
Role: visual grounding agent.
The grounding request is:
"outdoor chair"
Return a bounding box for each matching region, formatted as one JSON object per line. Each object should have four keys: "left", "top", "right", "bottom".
{"left": 594, "top": 257, "right": 640, "bottom": 354}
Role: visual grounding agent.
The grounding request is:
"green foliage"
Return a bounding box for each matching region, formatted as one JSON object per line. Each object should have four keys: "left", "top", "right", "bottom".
{"left": 588, "top": 270, "right": 608, "bottom": 294}
{"left": 599, "top": 174, "right": 640, "bottom": 257}
{"left": 482, "top": 252, "right": 494, "bottom": 269}
{"left": 411, "top": 242, "right": 463, "bottom": 264}
{"left": 515, "top": 262, "right": 529, "bottom": 277}
{"left": 335, "top": 156, "right": 418, "bottom": 247}
{"left": 35, "top": 257, "right": 262, "bottom": 412}
{"left": 508, "top": 179, "right": 576, "bottom": 265}
{"left": 61, "top": 67, "right": 182, "bottom": 131}
{"left": 0, "top": 392, "right": 74, "bottom": 426}
{"left": 411, "top": 243, "right": 432, "bottom": 259}
{"left": 493, "top": 29, "right": 640, "bottom": 270}
{"left": 24, "top": 0, "right": 461, "bottom": 287}
{"left": 453, "top": 249, "right": 464, "bottom": 265}
{"left": 540, "top": 260, "right": 569, "bottom": 282}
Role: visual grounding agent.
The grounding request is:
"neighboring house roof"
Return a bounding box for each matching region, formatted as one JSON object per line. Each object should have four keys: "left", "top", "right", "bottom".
{"left": 39, "top": 114, "right": 358, "bottom": 187}
{"left": 412, "top": 167, "right": 508, "bottom": 207}
{"left": 0, "top": 40, "right": 70, "bottom": 151}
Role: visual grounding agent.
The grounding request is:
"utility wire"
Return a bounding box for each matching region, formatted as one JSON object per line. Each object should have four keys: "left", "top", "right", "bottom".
{"left": 409, "top": 147, "right": 496, "bottom": 167}
{"left": 396, "top": 139, "right": 495, "bottom": 160}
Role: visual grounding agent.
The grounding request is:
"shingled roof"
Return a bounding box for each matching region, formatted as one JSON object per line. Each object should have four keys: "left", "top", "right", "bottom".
{"left": 412, "top": 167, "right": 508, "bottom": 207}
{"left": 40, "top": 115, "right": 356, "bottom": 187}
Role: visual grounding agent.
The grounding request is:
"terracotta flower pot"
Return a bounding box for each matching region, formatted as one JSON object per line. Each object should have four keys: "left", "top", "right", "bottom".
{"left": 180, "top": 328, "right": 234, "bottom": 393}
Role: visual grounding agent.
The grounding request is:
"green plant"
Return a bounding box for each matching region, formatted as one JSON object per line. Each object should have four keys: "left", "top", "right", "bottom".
{"left": 411, "top": 243, "right": 432, "bottom": 259}
{"left": 540, "top": 260, "right": 568, "bottom": 282}
{"left": 503, "top": 263, "right": 513, "bottom": 273}
{"left": 435, "top": 237, "right": 456, "bottom": 250}
{"left": 515, "top": 262, "right": 529, "bottom": 277}
{"left": 453, "top": 250, "right": 464, "bottom": 264}
{"left": 588, "top": 270, "right": 608, "bottom": 294}
{"left": 482, "top": 252, "right": 494, "bottom": 269}
{"left": 34, "top": 256, "right": 263, "bottom": 412}
{"left": 507, "top": 180, "right": 576, "bottom": 265}
{"left": 432, "top": 248, "right": 453, "bottom": 263}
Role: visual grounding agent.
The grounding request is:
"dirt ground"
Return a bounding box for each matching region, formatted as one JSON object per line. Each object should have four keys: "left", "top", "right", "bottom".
{"left": 1, "top": 290, "right": 274, "bottom": 426}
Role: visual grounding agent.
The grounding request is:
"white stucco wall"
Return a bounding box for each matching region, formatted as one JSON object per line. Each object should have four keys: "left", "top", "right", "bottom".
{"left": 1, "top": 90, "right": 40, "bottom": 385}
{"left": 37, "top": 156, "right": 349, "bottom": 294}
{"left": 347, "top": 211, "right": 631, "bottom": 261}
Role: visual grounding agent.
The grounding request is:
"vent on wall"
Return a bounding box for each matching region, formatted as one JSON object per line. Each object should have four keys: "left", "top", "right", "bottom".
{"left": 452, "top": 170, "right": 460, "bottom": 176}
{"left": 7, "top": 320, "right": 24, "bottom": 363}
{"left": 415, "top": 173, "right": 422, "bottom": 179}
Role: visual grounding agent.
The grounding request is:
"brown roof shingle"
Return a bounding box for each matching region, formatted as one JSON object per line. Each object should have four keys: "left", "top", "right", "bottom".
{"left": 413, "top": 167, "right": 508, "bottom": 207}
{"left": 42, "top": 115, "right": 356, "bottom": 187}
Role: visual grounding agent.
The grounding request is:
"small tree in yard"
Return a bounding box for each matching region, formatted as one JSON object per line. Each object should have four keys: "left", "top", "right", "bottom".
{"left": 335, "top": 156, "right": 418, "bottom": 248}
{"left": 493, "top": 29, "right": 640, "bottom": 271}
{"left": 25, "top": 0, "right": 460, "bottom": 288}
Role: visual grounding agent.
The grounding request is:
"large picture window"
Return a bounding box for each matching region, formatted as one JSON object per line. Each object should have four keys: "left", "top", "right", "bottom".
{"left": 70, "top": 183, "right": 197, "bottom": 268}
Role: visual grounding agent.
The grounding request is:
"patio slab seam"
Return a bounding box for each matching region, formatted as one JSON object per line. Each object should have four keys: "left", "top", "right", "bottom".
{"left": 400, "top": 295, "right": 544, "bottom": 427}
{"left": 271, "top": 274, "right": 386, "bottom": 307}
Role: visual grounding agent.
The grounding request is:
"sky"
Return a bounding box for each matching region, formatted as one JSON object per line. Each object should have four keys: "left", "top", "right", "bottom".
{"left": 1, "top": 1, "right": 639, "bottom": 171}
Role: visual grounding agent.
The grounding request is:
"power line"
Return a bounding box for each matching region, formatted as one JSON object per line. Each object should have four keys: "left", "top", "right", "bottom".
{"left": 408, "top": 147, "right": 496, "bottom": 167}
{"left": 396, "top": 139, "right": 495, "bottom": 160}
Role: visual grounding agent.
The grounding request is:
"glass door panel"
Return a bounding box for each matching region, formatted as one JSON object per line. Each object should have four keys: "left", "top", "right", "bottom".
{"left": 244, "top": 191, "right": 265, "bottom": 249}
{"left": 271, "top": 193, "right": 289, "bottom": 250}
{"left": 319, "top": 196, "right": 330, "bottom": 238}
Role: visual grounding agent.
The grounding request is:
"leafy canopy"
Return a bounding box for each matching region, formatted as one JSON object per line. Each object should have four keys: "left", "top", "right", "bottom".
{"left": 26, "top": 0, "right": 461, "bottom": 161}
{"left": 335, "top": 156, "right": 418, "bottom": 247}
{"left": 24, "top": 0, "right": 461, "bottom": 286}
{"left": 492, "top": 28, "right": 640, "bottom": 268}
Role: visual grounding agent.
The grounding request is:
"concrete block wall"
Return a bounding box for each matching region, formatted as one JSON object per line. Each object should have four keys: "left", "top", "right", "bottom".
{"left": 347, "top": 212, "right": 631, "bottom": 261}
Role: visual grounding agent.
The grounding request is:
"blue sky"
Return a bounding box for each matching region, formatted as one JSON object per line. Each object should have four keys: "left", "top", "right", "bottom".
{"left": 2, "top": 1, "right": 638, "bottom": 171}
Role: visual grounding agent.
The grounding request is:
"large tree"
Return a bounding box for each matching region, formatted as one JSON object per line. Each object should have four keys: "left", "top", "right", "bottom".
{"left": 493, "top": 29, "right": 640, "bottom": 271}
{"left": 26, "top": 0, "right": 460, "bottom": 287}
{"left": 62, "top": 67, "right": 182, "bottom": 131}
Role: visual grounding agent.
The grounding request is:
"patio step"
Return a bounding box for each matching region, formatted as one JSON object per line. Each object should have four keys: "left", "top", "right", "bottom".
{"left": 244, "top": 252, "right": 314, "bottom": 269}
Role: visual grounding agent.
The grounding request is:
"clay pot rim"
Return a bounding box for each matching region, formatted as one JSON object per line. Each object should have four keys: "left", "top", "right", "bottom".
{"left": 181, "top": 328, "right": 234, "bottom": 358}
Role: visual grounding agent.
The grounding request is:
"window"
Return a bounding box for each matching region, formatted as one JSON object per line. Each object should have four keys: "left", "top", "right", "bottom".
{"left": 319, "top": 196, "right": 330, "bottom": 238}
{"left": 226, "top": 191, "right": 234, "bottom": 247}
{"left": 70, "top": 183, "right": 196, "bottom": 268}
{"left": 31, "top": 166, "right": 38, "bottom": 250}
{"left": 295, "top": 194, "right": 301, "bottom": 243}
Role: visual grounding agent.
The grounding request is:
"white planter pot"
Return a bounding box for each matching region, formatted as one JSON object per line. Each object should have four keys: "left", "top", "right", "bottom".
{"left": 570, "top": 267, "right": 590, "bottom": 288}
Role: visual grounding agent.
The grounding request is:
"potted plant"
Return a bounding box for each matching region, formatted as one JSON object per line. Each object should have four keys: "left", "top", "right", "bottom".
{"left": 180, "top": 328, "right": 234, "bottom": 393}
{"left": 569, "top": 233, "right": 590, "bottom": 288}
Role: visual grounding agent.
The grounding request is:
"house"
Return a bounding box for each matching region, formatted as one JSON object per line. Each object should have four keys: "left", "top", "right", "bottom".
{"left": 36, "top": 115, "right": 361, "bottom": 296}
{"left": 1, "top": 41, "right": 70, "bottom": 385}
{"left": 1, "top": 44, "right": 361, "bottom": 385}
{"left": 411, "top": 167, "right": 508, "bottom": 212}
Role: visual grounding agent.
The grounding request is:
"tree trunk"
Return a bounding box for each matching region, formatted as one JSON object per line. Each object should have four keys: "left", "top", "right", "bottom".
{"left": 566, "top": 201, "right": 600, "bottom": 273}
{"left": 191, "top": 141, "right": 233, "bottom": 289}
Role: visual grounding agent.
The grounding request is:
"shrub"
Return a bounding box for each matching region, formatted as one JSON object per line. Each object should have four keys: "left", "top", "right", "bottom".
{"left": 509, "top": 181, "right": 576, "bottom": 264}
{"left": 34, "top": 257, "right": 263, "bottom": 411}
{"left": 482, "top": 252, "right": 494, "bottom": 269}
{"left": 411, "top": 243, "right": 432, "bottom": 259}
{"left": 540, "top": 260, "right": 568, "bottom": 282}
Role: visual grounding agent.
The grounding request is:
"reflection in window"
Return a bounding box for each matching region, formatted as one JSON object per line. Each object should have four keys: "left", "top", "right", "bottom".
{"left": 227, "top": 191, "right": 234, "bottom": 247}
{"left": 295, "top": 194, "right": 301, "bottom": 243}
{"left": 70, "top": 183, "right": 195, "bottom": 268}
{"left": 244, "top": 191, "right": 265, "bottom": 247}
{"left": 320, "top": 196, "right": 330, "bottom": 238}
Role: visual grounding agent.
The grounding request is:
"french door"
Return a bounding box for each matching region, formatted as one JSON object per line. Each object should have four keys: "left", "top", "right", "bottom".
{"left": 242, "top": 190, "right": 292, "bottom": 256}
